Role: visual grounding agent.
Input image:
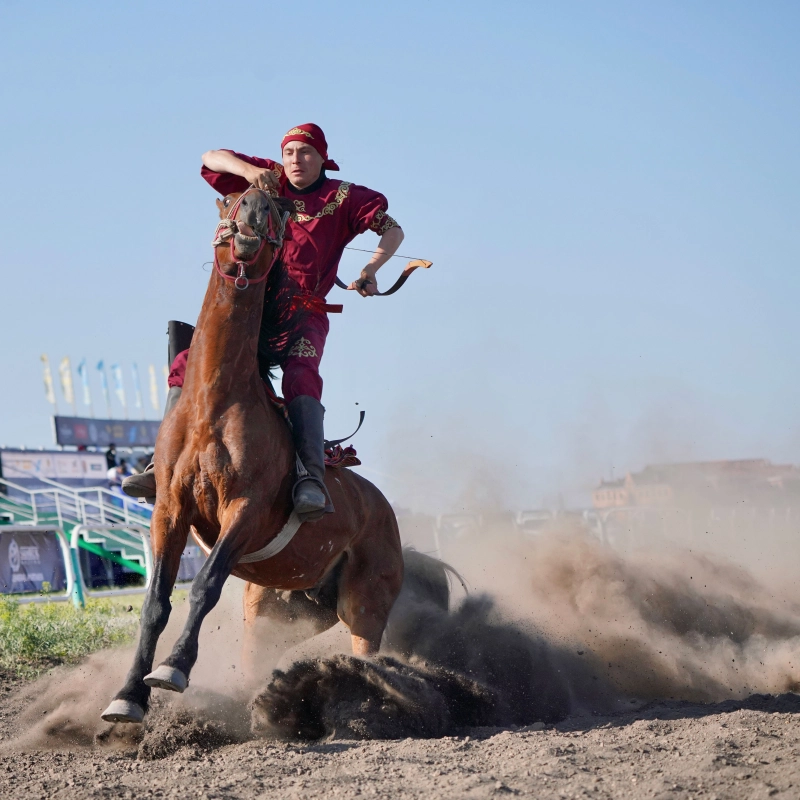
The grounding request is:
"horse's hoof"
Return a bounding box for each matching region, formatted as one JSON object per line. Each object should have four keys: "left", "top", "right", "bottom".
{"left": 144, "top": 664, "right": 189, "bottom": 692}
{"left": 100, "top": 699, "right": 145, "bottom": 724}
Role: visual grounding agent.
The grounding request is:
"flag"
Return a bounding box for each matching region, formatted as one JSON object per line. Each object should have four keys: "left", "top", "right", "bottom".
{"left": 77, "top": 358, "right": 94, "bottom": 416}
{"left": 40, "top": 355, "right": 57, "bottom": 409}
{"left": 58, "top": 356, "right": 76, "bottom": 411}
{"left": 148, "top": 364, "right": 160, "bottom": 412}
{"left": 97, "top": 360, "right": 112, "bottom": 418}
{"left": 110, "top": 363, "right": 128, "bottom": 418}
{"left": 131, "top": 363, "right": 144, "bottom": 419}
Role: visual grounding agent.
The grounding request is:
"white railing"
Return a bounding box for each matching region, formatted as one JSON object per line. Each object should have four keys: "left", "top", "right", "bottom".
{"left": 0, "top": 477, "right": 205, "bottom": 608}
{"left": 0, "top": 475, "right": 151, "bottom": 531}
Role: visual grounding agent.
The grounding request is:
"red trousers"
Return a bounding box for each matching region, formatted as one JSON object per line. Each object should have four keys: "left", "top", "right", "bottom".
{"left": 167, "top": 312, "right": 329, "bottom": 403}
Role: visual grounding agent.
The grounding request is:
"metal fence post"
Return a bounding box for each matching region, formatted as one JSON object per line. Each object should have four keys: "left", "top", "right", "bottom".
{"left": 69, "top": 524, "right": 87, "bottom": 608}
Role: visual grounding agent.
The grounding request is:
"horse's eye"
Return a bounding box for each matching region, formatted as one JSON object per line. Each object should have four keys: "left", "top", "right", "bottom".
{"left": 223, "top": 198, "right": 231, "bottom": 207}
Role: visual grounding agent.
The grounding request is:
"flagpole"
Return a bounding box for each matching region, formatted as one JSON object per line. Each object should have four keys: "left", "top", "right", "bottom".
{"left": 148, "top": 364, "right": 160, "bottom": 417}
{"left": 40, "top": 354, "right": 59, "bottom": 415}
{"left": 78, "top": 358, "right": 95, "bottom": 417}
{"left": 111, "top": 363, "right": 128, "bottom": 419}
{"left": 132, "top": 363, "right": 145, "bottom": 420}
{"left": 97, "top": 360, "right": 112, "bottom": 418}
{"left": 59, "top": 356, "right": 77, "bottom": 416}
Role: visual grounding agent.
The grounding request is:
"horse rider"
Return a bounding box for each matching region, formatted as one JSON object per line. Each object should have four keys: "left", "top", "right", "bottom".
{"left": 122, "top": 123, "right": 404, "bottom": 521}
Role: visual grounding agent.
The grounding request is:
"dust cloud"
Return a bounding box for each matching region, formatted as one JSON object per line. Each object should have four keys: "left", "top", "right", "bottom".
{"left": 250, "top": 520, "right": 800, "bottom": 741}
{"left": 4, "top": 506, "right": 800, "bottom": 749}
{"left": 440, "top": 526, "right": 800, "bottom": 705}
{"left": 3, "top": 581, "right": 258, "bottom": 752}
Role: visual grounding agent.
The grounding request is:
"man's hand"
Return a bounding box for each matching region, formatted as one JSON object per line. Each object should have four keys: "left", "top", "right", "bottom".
{"left": 345, "top": 227, "right": 404, "bottom": 297}
{"left": 245, "top": 166, "right": 279, "bottom": 192}
{"left": 348, "top": 267, "right": 379, "bottom": 297}
{"left": 202, "top": 150, "right": 279, "bottom": 192}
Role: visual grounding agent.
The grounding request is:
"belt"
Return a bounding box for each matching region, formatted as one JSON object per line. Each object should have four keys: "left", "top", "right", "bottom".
{"left": 291, "top": 293, "right": 343, "bottom": 314}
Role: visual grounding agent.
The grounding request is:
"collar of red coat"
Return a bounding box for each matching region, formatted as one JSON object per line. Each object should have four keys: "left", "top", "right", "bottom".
{"left": 285, "top": 171, "right": 328, "bottom": 195}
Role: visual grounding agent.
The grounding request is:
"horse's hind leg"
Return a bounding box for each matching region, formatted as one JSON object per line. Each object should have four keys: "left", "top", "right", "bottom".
{"left": 337, "top": 521, "right": 404, "bottom": 657}
{"left": 101, "top": 514, "right": 188, "bottom": 723}
{"left": 241, "top": 583, "right": 339, "bottom": 684}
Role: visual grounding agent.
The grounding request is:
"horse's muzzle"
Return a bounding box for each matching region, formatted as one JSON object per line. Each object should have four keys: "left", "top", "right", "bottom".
{"left": 233, "top": 231, "right": 262, "bottom": 258}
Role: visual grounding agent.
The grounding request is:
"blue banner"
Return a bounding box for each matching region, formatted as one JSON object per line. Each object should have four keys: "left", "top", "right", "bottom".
{"left": 53, "top": 416, "right": 161, "bottom": 448}
{"left": 0, "top": 529, "right": 67, "bottom": 594}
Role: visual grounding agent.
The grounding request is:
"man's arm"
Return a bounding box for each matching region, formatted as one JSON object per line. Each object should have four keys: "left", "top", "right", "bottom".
{"left": 348, "top": 226, "right": 405, "bottom": 297}
{"left": 201, "top": 150, "right": 278, "bottom": 191}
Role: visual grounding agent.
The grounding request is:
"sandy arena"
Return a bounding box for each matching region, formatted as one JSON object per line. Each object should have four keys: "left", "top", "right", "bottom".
{"left": 1, "top": 529, "right": 799, "bottom": 799}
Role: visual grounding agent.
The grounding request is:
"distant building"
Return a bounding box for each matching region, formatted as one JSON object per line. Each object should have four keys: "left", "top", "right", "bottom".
{"left": 592, "top": 459, "right": 800, "bottom": 510}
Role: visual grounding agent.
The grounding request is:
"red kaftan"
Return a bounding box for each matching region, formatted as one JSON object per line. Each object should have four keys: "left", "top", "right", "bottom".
{"left": 201, "top": 152, "right": 399, "bottom": 299}
{"left": 168, "top": 152, "right": 400, "bottom": 402}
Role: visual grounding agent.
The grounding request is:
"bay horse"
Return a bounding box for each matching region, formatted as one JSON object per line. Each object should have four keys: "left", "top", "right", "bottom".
{"left": 102, "top": 188, "right": 404, "bottom": 724}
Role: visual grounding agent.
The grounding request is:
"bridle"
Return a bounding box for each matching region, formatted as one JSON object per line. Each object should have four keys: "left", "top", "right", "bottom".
{"left": 211, "top": 186, "right": 290, "bottom": 291}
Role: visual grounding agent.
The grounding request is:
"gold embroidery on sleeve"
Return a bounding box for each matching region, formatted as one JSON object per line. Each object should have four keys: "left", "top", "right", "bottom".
{"left": 370, "top": 209, "right": 399, "bottom": 235}
{"left": 291, "top": 182, "right": 352, "bottom": 223}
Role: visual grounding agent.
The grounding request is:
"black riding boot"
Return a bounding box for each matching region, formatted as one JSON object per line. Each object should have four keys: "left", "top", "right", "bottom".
{"left": 287, "top": 395, "right": 330, "bottom": 522}
{"left": 121, "top": 386, "right": 182, "bottom": 502}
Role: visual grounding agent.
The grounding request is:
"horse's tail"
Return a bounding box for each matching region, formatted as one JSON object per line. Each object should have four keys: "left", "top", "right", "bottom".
{"left": 383, "top": 548, "right": 468, "bottom": 656}
{"left": 401, "top": 547, "right": 467, "bottom": 612}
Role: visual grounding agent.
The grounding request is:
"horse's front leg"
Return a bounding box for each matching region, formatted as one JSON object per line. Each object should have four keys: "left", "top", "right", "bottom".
{"left": 101, "top": 512, "right": 188, "bottom": 723}
{"left": 143, "top": 507, "right": 251, "bottom": 693}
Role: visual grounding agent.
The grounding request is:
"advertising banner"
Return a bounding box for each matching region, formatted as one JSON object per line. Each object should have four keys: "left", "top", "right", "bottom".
{"left": 53, "top": 416, "right": 161, "bottom": 448}
{"left": 1, "top": 449, "right": 107, "bottom": 486}
{"left": 0, "top": 529, "right": 67, "bottom": 594}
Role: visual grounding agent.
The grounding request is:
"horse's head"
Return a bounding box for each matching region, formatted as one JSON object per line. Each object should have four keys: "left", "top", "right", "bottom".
{"left": 216, "top": 190, "right": 274, "bottom": 259}
{"left": 212, "top": 189, "right": 292, "bottom": 290}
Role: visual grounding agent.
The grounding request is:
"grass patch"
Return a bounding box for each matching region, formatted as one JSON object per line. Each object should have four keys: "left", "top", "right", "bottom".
{"left": 0, "top": 595, "right": 140, "bottom": 680}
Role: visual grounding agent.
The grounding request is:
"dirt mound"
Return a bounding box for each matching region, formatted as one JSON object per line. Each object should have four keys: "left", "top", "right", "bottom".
{"left": 137, "top": 691, "right": 250, "bottom": 760}
{"left": 253, "top": 597, "right": 575, "bottom": 740}
{"left": 253, "top": 654, "right": 496, "bottom": 739}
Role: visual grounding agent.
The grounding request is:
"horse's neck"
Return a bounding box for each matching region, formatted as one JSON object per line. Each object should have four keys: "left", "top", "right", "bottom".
{"left": 183, "top": 275, "right": 264, "bottom": 403}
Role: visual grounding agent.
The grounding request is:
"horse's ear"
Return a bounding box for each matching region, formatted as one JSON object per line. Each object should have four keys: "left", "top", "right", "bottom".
{"left": 215, "top": 198, "right": 224, "bottom": 211}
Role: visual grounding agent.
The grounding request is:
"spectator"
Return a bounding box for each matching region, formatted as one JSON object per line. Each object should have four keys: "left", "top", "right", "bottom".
{"left": 105, "top": 444, "right": 118, "bottom": 470}
{"left": 107, "top": 459, "right": 130, "bottom": 487}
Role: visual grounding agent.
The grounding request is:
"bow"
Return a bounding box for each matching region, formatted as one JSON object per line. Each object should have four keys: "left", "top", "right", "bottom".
{"left": 335, "top": 258, "right": 433, "bottom": 296}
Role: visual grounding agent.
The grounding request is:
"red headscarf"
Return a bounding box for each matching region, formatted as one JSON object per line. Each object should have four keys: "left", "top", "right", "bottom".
{"left": 280, "top": 123, "right": 340, "bottom": 171}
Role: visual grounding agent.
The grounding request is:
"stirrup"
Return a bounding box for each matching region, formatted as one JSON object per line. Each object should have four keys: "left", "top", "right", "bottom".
{"left": 293, "top": 455, "right": 334, "bottom": 515}
{"left": 292, "top": 476, "right": 329, "bottom": 521}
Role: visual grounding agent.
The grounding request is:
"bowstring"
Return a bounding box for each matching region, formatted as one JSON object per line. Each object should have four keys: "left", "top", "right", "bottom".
{"left": 343, "top": 246, "right": 426, "bottom": 261}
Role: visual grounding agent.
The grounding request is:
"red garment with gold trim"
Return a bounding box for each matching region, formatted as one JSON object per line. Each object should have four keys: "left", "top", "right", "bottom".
{"left": 201, "top": 152, "right": 399, "bottom": 298}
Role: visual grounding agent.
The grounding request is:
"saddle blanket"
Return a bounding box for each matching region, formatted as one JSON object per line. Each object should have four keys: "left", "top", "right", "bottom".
{"left": 324, "top": 444, "right": 361, "bottom": 469}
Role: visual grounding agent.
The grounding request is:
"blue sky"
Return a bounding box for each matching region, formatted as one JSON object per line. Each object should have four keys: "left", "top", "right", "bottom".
{"left": 1, "top": 1, "right": 798, "bottom": 510}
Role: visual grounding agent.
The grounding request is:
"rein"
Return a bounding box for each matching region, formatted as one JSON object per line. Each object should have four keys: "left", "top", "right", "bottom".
{"left": 212, "top": 186, "right": 290, "bottom": 291}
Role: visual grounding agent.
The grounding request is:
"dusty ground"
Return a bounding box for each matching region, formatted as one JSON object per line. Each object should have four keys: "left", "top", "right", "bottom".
{"left": 1, "top": 676, "right": 798, "bottom": 799}
{"left": 3, "top": 531, "right": 799, "bottom": 798}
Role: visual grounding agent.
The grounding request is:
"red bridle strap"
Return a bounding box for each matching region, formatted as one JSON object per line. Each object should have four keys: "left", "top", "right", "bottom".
{"left": 214, "top": 237, "right": 274, "bottom": 291}
{"left": 211, "top": 186, "right": 287, "bottom": 291}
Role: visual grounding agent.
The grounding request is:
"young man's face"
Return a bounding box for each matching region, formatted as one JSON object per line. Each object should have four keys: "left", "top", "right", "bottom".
{"left": 282, "top": 141, "right": 325, "bottom": 188}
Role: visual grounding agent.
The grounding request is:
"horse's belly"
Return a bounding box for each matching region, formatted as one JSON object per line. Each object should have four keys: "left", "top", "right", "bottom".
{"left": 230, "top": 539, "right": 346, "bottom": 591}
